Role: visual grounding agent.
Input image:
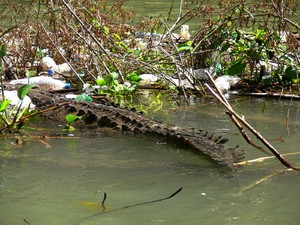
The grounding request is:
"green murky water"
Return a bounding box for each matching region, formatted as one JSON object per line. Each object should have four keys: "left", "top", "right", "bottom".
{"left": 1, "top": 96, "right": 300, "bottom": 225}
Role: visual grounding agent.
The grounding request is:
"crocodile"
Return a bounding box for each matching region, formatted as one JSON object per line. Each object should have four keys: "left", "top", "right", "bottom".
{"left": 28, "top": 88, "right": 245, "bottom": 169}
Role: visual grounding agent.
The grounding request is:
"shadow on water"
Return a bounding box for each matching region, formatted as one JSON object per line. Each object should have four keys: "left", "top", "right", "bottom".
{"left": 0, "top": 95, "right": 300, "bottom": 225}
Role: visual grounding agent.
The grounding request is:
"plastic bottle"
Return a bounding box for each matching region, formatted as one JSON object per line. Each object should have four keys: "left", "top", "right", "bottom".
{"left": 48, "top": 68, "right": 55, "bottom": 76}
{"left": 9, "top": 76, "right": 70, "bottom": 91}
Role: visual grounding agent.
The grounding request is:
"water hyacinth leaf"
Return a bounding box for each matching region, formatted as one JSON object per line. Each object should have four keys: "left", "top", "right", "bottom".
{"left": 96, "top": 78, "right": 106, "bottom": 86}
{"left": 0, "top": 99, "right": 11, "bottom": 112}
{"left": 66, "top": 114, "right": 81, "bottom": 124}
{"left": 17, "top": 84, "right": 35, "bottom": 100}
{"left": 127, "top": 72, "right": 142, "bottom": 82}
{"left": 104, "top": 72, "right": 119, "bottom": 86}
{"left": 130, "top": 75, "right": 142, "bottom": 82}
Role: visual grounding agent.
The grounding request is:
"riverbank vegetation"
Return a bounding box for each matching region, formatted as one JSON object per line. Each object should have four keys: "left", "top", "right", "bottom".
{"left": 0, "top": 0, "right": 299, "bottom": 100}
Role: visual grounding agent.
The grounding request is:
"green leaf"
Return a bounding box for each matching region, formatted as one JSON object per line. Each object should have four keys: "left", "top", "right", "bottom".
{"left": 63, "top": 124, "right": 76, "bottom": 132}
{"left": 126, "top": 72, "right": 142, "bottom": 82}
{"left": 284, "top": 66, "right": 298, "bottom": 83}
{"left": 25, "top": 70, "right": 36, "bottom": 78}
{"left": 178, "top": 43, "right": 193, "bottom": 52}
{"left": 103, "top": 26, "right": 109, "bottom": 35}
{"left": 17, "top": 84, "right": 35, "bottom": 100}
{"left": 118, "top": 42, "right": 128, "bottom": 50}
{"left": 96, "top": 78, "right": 106, "bottom": 86}
{"left": 130, "top": 75, "right": 142, "bottom": 82}
{"left": 220, "top": 41, "right": 230, "bottom": 53}
{"left": 37, "top": 49, "right": 45, "bottom": 58}
{"left": 104, "top": 74, "right": 113, "bottom": 84}
{"left": 0, "top": 99, "right": 11, "bottom": 112}
{"left": 114, "top": 33, "right": 121, "bottom": 40}
{"left": 0, "top": 44, "right": 6, "bottom": 58}
{"left": 226, "top": 21, "right": 232, "bottom": 27}
{"left": 255, "top": 29, "right": 266, "bottom": 39}
{"left": 66, "top": 114, "right": 81, "bottom": 124}
{"left": 104, "top": 72, "right": 119, "bottom": 87}
{"left": 226, "top": 59, "right": 246, "bottom": 75}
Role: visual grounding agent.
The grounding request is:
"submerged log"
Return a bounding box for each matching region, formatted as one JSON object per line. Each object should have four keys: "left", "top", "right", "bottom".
{"left": 28, "top": 89, "right": 245, "bottom": 169}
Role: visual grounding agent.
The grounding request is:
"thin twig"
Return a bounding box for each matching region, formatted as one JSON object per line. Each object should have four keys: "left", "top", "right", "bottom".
{"left": 39, "top": 22, "right": 85, "bottom": 85}
{"left": 161, "top": 0, "right": 184, "bottom": 41}
{"left": 61, "top": 0, "right": 124, "bottom": 82}
{"left": 205, "top": 71, "right": 263, "bottom": 150}
{"left": 204, "top": 72, "right": 299, "bottom": 171}
{"left": 234, "top": 152, "right": 300, "bottom": 166}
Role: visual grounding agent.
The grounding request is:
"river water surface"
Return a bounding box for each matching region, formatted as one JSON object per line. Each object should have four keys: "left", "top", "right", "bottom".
{"left": 0, "top": 94, "right": 299, "bottom": 225}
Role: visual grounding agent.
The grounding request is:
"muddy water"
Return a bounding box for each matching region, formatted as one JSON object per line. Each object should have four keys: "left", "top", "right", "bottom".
{"left": 0, "top": 95, "right": 299, "bottom": 225}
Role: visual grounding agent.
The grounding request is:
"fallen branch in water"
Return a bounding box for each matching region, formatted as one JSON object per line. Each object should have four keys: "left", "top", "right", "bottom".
{"left": 234, "top": 152, "right": 300, "bottom": 166}
{"left": 204, "top": 71, "right": 299, "bottom": 171}
{"left": 75, "top": 187, "right": 182, "bottom": 225}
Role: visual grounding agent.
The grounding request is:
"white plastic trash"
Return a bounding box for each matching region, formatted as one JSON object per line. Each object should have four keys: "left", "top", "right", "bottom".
{"left": 41, "top": 56, "right": 57, "bottom": 70}
{"left": 40, "top": 57, "right": 71, "bottom": 74}
{"left": 139, "top": 74, "right": 158, "bottom": 83}
{"left": 214, "top": 75, "right": 240, "bottom": 93}
{"left": 9, "top": 76, "right": 70, "bottom": 91}
{"left": 2, "top": 90, "right": 35, "bottom": 109}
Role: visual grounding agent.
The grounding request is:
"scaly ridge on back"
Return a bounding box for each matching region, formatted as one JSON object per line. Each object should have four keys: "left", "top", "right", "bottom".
{"left": 28, "top": 89, "right": 245, "bottom": 168}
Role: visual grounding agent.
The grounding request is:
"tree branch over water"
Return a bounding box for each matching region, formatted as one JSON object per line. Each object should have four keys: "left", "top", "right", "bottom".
{"left": 204, "top": 71, "right": 299, "bottom": 171}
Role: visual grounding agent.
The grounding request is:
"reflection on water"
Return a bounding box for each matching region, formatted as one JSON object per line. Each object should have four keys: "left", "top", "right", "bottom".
{"left": 0, "top": 97, "right": 300, "bottom": 225}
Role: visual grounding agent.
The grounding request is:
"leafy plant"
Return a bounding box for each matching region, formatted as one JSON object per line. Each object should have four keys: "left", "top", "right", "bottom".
{"left": 95, "top": 71, "right": 140, "bottom": 99}
{"left": 0, "top": 44, "right": 37, "bottom": 133}
{"left": 177, "top": 41, "right": 193, "bottom": 53}
{"left": 64, "top": 114, "right": 81, "bottom": 132}
{"left": 215, "top": 26, "right": 299, "bottom": 87}
{"left": 0, "top": 84, "right": 35, "bottom": 133}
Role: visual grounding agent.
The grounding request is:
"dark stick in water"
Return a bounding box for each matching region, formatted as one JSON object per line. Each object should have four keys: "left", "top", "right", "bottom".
{"left": 23, "top": 218, "right": 31, "bottom": 225}
{"left": 101, "top": 192, "right": 107, "bottom": 210}
{"left": 75, "top": 187, "right": 183, "bottom": 225}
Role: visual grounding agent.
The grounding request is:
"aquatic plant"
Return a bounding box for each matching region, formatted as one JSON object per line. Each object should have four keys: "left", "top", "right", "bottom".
{"left": 0, "top": 83, "right": 35, "bottom": 133}
{"left": 0, "top": 44, "right": 37, "bottom": 133}
{"left": 64, "top": 114, "right": 81, "bottom": 132}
